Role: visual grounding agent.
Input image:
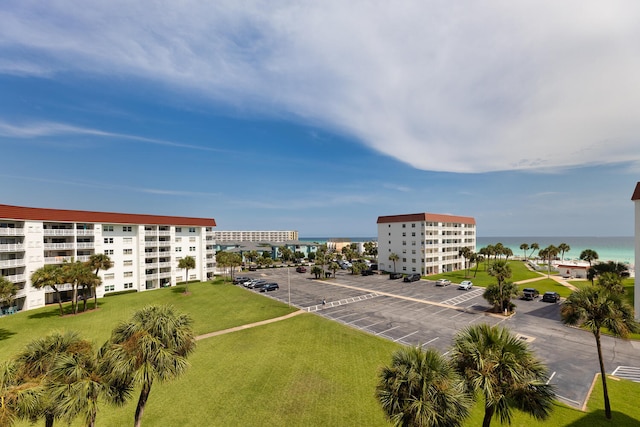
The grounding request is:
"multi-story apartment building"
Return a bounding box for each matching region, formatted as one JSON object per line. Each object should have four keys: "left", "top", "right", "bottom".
{"left": 0, "top": 204, "right": 216, "bottom": 312}
{"left": 377, "top": 213, "right": 476, "bottom": 275}
{"left": 631, "top": 182, "right": 640, "bottom": 320}
{"left": 214, "top": 230, "right": 298, "bottom": 243}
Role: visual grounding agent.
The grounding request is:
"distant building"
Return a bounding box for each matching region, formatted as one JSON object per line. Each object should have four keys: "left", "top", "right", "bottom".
{"left": 377, "top": 213, "right": 476, "bottom": 275}
{"left": 215, "top": 240, "right": 318, "bottom": 263}
{"left": 0, "top": 204, "right": 216, "bottom": 312}
{"left": 214, "top": 230, "right": 298, "bottom": 243}
{"left": 631, "top": 182, "right": 640, "bottom": 319}
{"left": 326, "top": 239, "right": 376, "bottom": 255}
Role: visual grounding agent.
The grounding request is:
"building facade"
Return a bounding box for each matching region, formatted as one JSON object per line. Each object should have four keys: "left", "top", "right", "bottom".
{"left": 377, "top": 213, "right": 476, "bottom": 275}
{"left": 0, "top": 204, "right": 216, "bottom": 312}
{"left": 214, "top": 230, "right": 298, "bottom": 243}
{"left": 632, "top": 182, "right": 640, "bottom": 320}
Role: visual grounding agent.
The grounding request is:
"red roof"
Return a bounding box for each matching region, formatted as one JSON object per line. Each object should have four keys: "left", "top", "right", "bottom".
{"left": 377, "top": 213, "right": 476, "bottom": 225}
{"left": 0, "top": 204, "right": 216, "bottom": 227}
{"left": 632, "top": 182, "right": 640, "bottom": 201}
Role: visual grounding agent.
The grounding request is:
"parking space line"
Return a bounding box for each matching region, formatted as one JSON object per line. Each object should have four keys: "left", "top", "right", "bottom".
{"left": 347, "top": 317, "right": 369, "bottom": 325}
{"left": 394, "top": 330, "right": 419, "bottom": 342}
{"left": 376, "top": 325, "right": 401, "bottom": 336}
{"left": 421, "top": 337, "right": 439, "bottom": 347}
{"left": 546, "top": 371, "right": 556, "bottom": 385}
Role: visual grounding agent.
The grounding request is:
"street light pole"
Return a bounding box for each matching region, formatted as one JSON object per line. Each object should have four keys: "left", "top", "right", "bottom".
{"left": 287, "top": 266, "right": 291, "bottom": 307}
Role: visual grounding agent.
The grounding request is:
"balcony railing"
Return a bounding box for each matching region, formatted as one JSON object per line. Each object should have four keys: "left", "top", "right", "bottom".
{"left": 158, "top": 240, "right": 171, "bottom": 246}
{"left": 76, "top": 229, "right": 94, "bottom": 236}
{"left": 0, "top": 244, "right": 25, "bottom": 253}
{"left": 44, "top": 243, "right": 75, "bottom": 250}
{"left": 158, "top": 230, "right": 171, "bottom": 236}
{"left": 0, "top": 259, "right": 25, "bottom": 268}
{"left": 76, "top": 243, "right": 94, "bottom": 249}
{"left": 0, "top": 228, "right": 24, "bottom": 236}
{"left": 44, "top": 256, "right": 90, "bottom": 264}
{"left": 5, "top": 274, "right": 26, "bottom": 283}
{"left": 144, "top": 241, "right": 159, "bottom": 247}
{"left": 43, "top": 229, "right": 75, "bottom": 236}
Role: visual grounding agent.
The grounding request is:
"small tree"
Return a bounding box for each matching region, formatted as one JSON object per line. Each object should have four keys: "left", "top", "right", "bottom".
{"left": 311, "top": 266, "right": 323, "bottom": 279}
{"left": 388, "top": 253, "right": 399, "bottom": 273}
{"left": 31, "top": 265, "right": 65, "bottom": 316}
{"left": 558, "top": 243, "right": 570, "bottom": 262}
{"left": 178, "top": 256, "right": 196, "bottom": 293}
{"left": 328, "top": 262, "right": 340, "bottom": 278}
{"left": 520, "top": 243, "right": 529, "bottom": 260}
{"left": 530, "top": 243, "right": 540, "bottom": 260}
{"left": 86, "top": 253, "right": 113, "bottom": 310}
{"left": 458, "top": 247, "right": 471, "bottom": 277}
{"left": 579, "top": 249, "right": 599, "bottom": 267}
{"left": 0, "top": 276, "right": 17, "bottom": 308}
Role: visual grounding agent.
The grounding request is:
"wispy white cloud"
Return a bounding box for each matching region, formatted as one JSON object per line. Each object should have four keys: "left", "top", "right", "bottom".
{"left": 383, "top": 183, "right": 411, "bottom": 193}
{"left": 0, "top": 120, "right": 226, "bottom": 152}
{"left": 2, "top": 1, "right": 640, "bottom": 172}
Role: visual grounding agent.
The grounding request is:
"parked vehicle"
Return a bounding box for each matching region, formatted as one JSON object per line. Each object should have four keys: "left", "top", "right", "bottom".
{"left": 361, "top": 269, "right": 374, "bottom": 276}
{"left": 260, "top": 283, "right": 279, "bottom": 292}
{"left": 458, "top": 280, "right": 473, "bottom": 290}
{"left": 248, "top": 265, "right": 257, "bottom": 271}
{"left": 233, "top": 276, "right": 251, "bottom": 285}
{"left": 245, "top": 279, "right": 267, "bottom": 288}
{"left": 251, "top": 282, "right": 269, "bottom": 290}
{"left": 389, "top": 272, "right": 403, "bottom": 280}
{"left": 295, "top": 266, "right": 307, "bottom": 273}
{"left": 542, "top": 291, "right": 560, "bottom": 303}
{"left": 435, "top": 279, "right": 451, "bottom": 286}
{"left": 403, "top": 273, "right": 421, "bottom": 282}
{"left": 522, "top": 288, "right": 540, "bottom": 300}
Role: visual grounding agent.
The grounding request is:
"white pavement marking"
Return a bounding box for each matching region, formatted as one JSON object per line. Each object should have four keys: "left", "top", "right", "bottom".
{"left": 546, "top": 371, "right": 556, "bottom": 385}
{"left": 395, "top": 330, "right": 420, "bottom": 342}
{"left": 440, "top": 288, "right": 484, "bottom": 306}
{"left": 376, "top": 325, "right": 401, "bottom": 336}
{"left": 421, "top": 337, "right": 439, "bottom": 347}
{"left": 347, "top": 317, "right": 369, "bottom": 325}
{"left": 611, "top": 366, "right": 640, "bottom": 382}
{"left": 304, "top": 292, "right": 381, "bottom": 312}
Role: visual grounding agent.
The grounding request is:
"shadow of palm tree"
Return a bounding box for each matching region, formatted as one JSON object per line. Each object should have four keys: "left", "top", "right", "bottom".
{"left": 0, "top": 328, "right": 16, "bottom": 341}
{"left": 565, "top": 409, "right": 640, "bottom": 426}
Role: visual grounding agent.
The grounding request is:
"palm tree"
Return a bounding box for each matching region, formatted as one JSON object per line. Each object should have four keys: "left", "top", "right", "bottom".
{"left": 502, "top": 247, "right": 513, "bottom": 261}
{"left": 30, "top": 265, "right": 65, "bottom": 316}
{"left": 310, "top": 265, "right": 323, "bottom": 279}
{"left": 486, "top": 260, "right": 514, "bottom": 313}
{"left": 579, "top": 249, "right": 599, "bottom": 267}
{"left": 529, "top": 243, "right": 540, "bottom": 260}
{"left": 558, "top": 243, "right": 570, "bottom": 262}
{"left": 561, "top": 287, "right": 638, "bottom": 420}
{"left": 471, "top": 253, "right": 484, "bottom": 278}
{"left": 478, "top": 247, "right": 491, "bottom": 269}
{"left": 0, "top": 360, "right": 41, "bottom": 427}
{"left": 86, "top": 254, "right": 113, "bottom": 310}
{"left": 458, "top": 247, "right": 471, "bottom": 277}
{"left": 178, "top": 256, "right": 196, "bottom": 293}
{"left": 0, "top": 276, "right": 17, "bottom": 308}
{"left": 15, "top": 331, "right": 93, "bottom": 427}
{"left": 245, "top": 250, "right": 259, "bottom": 268}
{"left": 389, "top": 253, "right": 399, "bottom": 273}
{"left": 483, "top": 282, "right": 519, "bottom": 314}
{"left": 61, "top": 261, "right": 96, "bottom": 314}
{"left": 493, "top": 243, "right": 504, "bottom": 260}
{"left": 328, "top": 262, "right": 340, "bottom": 278}
{"left": 100, "top": 305, "right": 196, "bottom": 427}
{"left": 376, "top": 346, "right": 471, "bottom": 427}
{"left": 596, "top": 272, "right": 625, "bottom": 295}
{"left": 451, "top": 324, "right": 555, "bottom": 427}
{"left": 540, "top": 245, "right": 559, "bottom": 278}
{"left": 519, "top": 243, "right": 529, "bottom": 260}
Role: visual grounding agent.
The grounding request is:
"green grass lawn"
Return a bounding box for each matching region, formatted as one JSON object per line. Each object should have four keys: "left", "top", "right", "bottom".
{"left": 427, "top": 260, "right": 545, "bottom": 287}
{"left": 2, "top": 279, "right": 640, "bottom": 426}
{"left": 517, "top": 278, "right": 574, "bottom": 298}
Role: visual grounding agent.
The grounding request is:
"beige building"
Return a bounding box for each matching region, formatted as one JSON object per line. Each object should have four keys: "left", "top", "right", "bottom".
{"left": 214, "top": 230, "right": 298, "bottom": 243}
{"left": 377, "top": 213, "right": 476, "bottom": 275}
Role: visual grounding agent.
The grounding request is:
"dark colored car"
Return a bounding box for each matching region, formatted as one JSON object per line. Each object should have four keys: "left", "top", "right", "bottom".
{"left": 403, "top": 273, "right": 421, "bottom": 282}
{"left": 522, "top": 288, "right": 540, "bottom": 300}
{"left": 361, "top": 269, "right": 374, "bottom": 276}
{"left": 389, "top": 272, "right": 403, "bottom": 280}
{"left": 542, "top": 291, "right": 560, "bottom": 303}
{"left": 233, "top": 276, "right": 251, "bottom": 285}
{"left": 260, "top": 283, "right": 279, "bottom": 292}
{"left": 248, "top": 265, "right": 257, "bottom": 271}
{"left": 295, "top": 266, "right": 307, "bottom": 273}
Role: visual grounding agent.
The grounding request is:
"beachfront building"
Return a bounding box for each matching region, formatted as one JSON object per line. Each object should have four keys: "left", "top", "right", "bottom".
{"left": 215, "top": 240, "right": 319, "bottom": 263}
{"left": 377, "top": 213, "right": 476, "bottom": 275}
{"left": 214, "top": 230, "right": 298, "bottom": 243}
{"left": 632, "top": 182, "right": 640, "bottom": 320}
{"left": 326, "top": 238, "right": 375, "bottom": 255}
{"left": 0, "top": 204, "right": 216, "bottom": 313}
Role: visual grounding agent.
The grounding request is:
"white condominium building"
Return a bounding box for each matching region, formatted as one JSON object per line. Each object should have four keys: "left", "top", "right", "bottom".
{"left": 631, "top": 182, "right": 640, "bottom": 320}
{"left": 214, "top": 230, "right": 298, "bottom": 243}
{"left": 0, "top": 204, "right": 216, "bottom": 312}
{"left": 377, "top": 213, "right": 476, "bottom": 275}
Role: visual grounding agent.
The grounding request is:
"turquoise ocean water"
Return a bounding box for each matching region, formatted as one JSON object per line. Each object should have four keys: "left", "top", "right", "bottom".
{"left": 301, "top": 236, "right": 635, "bottom": 267}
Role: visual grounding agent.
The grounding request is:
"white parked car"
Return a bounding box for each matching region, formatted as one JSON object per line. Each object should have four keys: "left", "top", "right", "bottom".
{"left": 458, "top": 280, "right": 473, "bottom": 290}
{"left": 435, "top": 279, "right": 451, "bottom": 286}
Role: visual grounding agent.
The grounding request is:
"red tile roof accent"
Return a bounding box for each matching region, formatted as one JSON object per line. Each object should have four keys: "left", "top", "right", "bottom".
{"left": 0, "top": 204, "right": 216, "bottom": 227}
{"left": 632, "top": 182, "right": 640, "bottom": 201}
{"left": 377, "top": 213, "right": 476, "bottom": 225}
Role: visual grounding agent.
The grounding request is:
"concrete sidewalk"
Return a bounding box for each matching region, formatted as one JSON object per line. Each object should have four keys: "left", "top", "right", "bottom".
{"left": 196, "top": 310, "right": 305, "bottom": 341}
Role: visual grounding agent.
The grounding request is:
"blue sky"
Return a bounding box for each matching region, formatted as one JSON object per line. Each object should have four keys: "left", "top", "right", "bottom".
{"left": 1, "top": 1, "right": 639, "bottom": 237}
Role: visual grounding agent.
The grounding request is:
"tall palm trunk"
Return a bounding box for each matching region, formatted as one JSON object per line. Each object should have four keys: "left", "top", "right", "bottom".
{"left": 45, "top": 413, "right": 54, "bottom": 427}
{"left": 594, "top": 330, "right": 612, "bottom": 419}
{"left": 134, "top": 381, "right": 152, "bottom": 427}
{"left": 184, "top": 269, "right": 189, "bottom": 293}
{"left": 94, "top": 268, "right": 100, "bottom": 309}
{"left": 52, "top": 286, "right": 64, "bottom": 316}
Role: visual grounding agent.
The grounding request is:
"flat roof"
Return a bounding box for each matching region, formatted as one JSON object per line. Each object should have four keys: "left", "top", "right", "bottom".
{"left": 0, "top": 204, "right": 216, "bottom": 227}
{"left": 377, "top": 212, "right": 476, "bottom": 225}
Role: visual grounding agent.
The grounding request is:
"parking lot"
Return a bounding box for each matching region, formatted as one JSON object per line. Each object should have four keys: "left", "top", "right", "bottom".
{"left": 236, "top": 268, "right": 640, "bottom": 409}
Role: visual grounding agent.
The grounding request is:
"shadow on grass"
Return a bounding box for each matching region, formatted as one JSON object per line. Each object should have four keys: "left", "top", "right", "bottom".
{"left": 566, "top": 410, "right": 640, "bottom": 427}
{"left": 28, "top": 300, "right": 108, "bottom": 319}
{"left": 0, "top": 328, "right": 16, "bottom": 341}
{"left": 171, "top": 286, "right": 189, "bottom": 295}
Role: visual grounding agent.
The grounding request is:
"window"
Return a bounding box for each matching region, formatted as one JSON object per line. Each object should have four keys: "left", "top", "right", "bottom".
{"left": 402, "top": 241, "right": 406, "bottom": 246}
{"left": 175, "top": 227, "right": 182, "bottom": 233}
{"left": 124, "top": 283, "right": 133, "bottom": 289}
{"left": 104, "top": 273, "right": 115, "bottom": 280}
{"left": 123, "top": 260, "right": 133, "bottom": 266}
{"left": 124, "top": 271, "right": 133, "bottom": 278}
{"left": 104, "top": 249, "right": 114, "bottom": 255}
{"left": 412, "top": 223, "right": 416, "bottom": 228}
{"left": 175, "top": 237, "right": 182, "bottom": 242}
{"left": 402, "top": 258, "right": 407, "bottom": 262}
{"left": 411, "top": 232, "right": 415, "bottom": 236}
{"left": 189, "top": 237, "right": 196, "bottom": 242}
{"left": 189, "top": 246, "right": 196, "bottom": 252}
{"left": 402, "top": 232, "right": 406, "bottom": 237}
{"left": 412, "top": 259, "right": 416, "bottom": 263}
{"left": 103, "top": 225, "right": 114, "bottom": 232}
{"left": 104, "top": 238, "right": 114, "bottom": 244}
{"left": 123, "top": 237, "right": 132, "bottom": 244}
{"left": 123, "top": 249, "right": 132, "bottom": 255}
{"left": 189, "top": 227, "right": 196, "bottom": 233}
{"left": 104, "top": 285, "right": 115, "bottom": 292}
{"left": 123, "top": 226, "right": 132, "bottom": 232}
{"left": 402, "top": 224, "right": 406, "bottom": 228}
{"left": 176, "top": 247, "right": 182, "bottom": 252}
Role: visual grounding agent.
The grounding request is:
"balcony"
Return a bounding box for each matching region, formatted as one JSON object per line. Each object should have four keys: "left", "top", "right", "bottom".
{"left": 5, "top": 274, "right": 26, "bottom": 283}
{"left": 76, "top": 229, "right": 94, "bottom": 236}
{"left": 158, "top": 230, "right": 171, "bottom": 236}
{"left": 76, "top": 242, "right": 94, "bottom": 249}
{"left": 0, "top": 244, "right": 25, "bottom": 253}
{"left": 158, "top": 271, "right": 172, "bottom": 279}
{"left": 0, "top": 228, "right": 24, "bottom": 236}
{"left": 158, "top": 240, "right": 171, "bottom": 247}
{"left": 44, "top": 255, "right": 90, "bottom": 264}
{"left": 0, "top": 259, "right": 25, "bottom": 268}
{"left": 44, "top": 243, "right": 75, "bottom": 250}
{"left": 43, "top": 229, "right": 75, "bottom": 236}
{"left": 144, "top": 241, "right": 158, "bottom": 247}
